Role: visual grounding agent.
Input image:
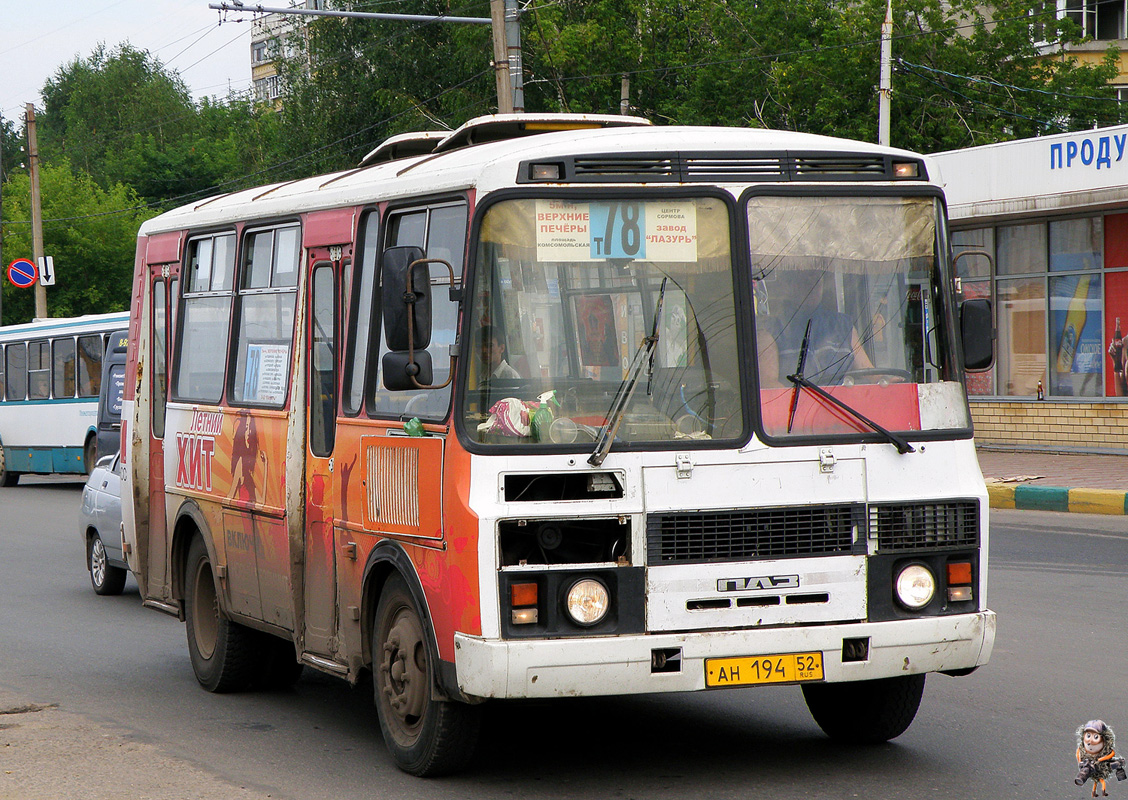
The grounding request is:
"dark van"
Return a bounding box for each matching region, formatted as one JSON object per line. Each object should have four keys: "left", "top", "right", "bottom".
{"left": 96, "top": 330, "right": 128, "bottom": 460}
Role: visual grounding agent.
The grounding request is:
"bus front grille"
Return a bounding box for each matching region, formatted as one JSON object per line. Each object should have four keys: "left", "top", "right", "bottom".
{"left": 870, "top": 501, "right": 979, "bottom": 552}
{"left": 646, "top": 504, "right": 863, "bottom": 565}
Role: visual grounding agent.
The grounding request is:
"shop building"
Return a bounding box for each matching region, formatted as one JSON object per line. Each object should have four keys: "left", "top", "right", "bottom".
{"left": 932, "top": 124, "right": 1128, "bottom": 453}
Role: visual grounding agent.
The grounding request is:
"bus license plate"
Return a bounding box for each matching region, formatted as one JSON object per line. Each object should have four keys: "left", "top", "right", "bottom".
{"left": 705, "top": 652, "right": 823, "bottom": 688}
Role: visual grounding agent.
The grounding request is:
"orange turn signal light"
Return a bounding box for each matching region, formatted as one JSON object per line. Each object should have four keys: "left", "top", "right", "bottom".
{"left": 511, "top": 582, "right": 538, "bottom": 608}
{"left": 947, "top": 562, "right": 973, "bottom": 586}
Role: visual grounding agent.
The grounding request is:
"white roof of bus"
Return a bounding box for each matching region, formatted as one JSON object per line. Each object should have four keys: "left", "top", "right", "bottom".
{"left": 0, "top": 311, "right": 129, "bottom": 339}
{"left": 138, "top": 122, "right": 925, "bottom": 237}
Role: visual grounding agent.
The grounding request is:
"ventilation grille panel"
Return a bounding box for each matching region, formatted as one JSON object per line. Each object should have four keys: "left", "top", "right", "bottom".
{"left": 647, "top": 504, "right": 862, "bottom": 565}
{"left": 870, "top": 501, "right": 979, "bottom": 552}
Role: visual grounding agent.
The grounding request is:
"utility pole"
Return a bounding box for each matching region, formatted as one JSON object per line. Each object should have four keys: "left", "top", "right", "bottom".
{"left": 620, "top": 76, "right": 630, "bottom": 115}
{"left": 878, "top": 0, "right": 893, "bottom": 147}
{"left": 504, "top": 0, "right": 523, "bottom": 113}
{"left": 490, "top": 0, "right": 513, "bottom": 114}
{"left": 25, "top": 103, "right": 46, "bottom": 319}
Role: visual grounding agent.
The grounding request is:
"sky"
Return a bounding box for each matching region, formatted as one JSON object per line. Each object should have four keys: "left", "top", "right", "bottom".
{"left": 0, "top": 0, "right": 256, "bottom": 122}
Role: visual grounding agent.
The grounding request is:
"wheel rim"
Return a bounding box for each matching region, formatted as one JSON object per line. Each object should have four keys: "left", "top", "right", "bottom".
{"left": 191, "top": 557, "right": 219, "bottom": 660}
{"left": 90, "top": 538, "right": 107, "bottom": 586}
{"left": 379, "top": 605, "right": 428, "bottom": 746}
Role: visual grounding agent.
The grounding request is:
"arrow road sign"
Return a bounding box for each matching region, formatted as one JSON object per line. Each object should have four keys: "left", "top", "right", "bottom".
{"left": 37, "top": 256, "right": 55, "bottom": 286}
{"left": 7, "top": 259, "right": 38, "bottom": 289}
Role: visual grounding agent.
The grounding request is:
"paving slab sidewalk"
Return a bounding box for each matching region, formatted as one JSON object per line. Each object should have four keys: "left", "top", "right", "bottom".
{"left": 976, "top": 448, "right": 1128, "bottom": 515}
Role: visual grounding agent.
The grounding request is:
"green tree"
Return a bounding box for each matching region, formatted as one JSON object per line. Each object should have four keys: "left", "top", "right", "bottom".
{"left": 274, "top": 0, "right": 496, "bottom": 175}
{"left": 38, "top": 43, "right": 285, "bottom": 205}
{"left": 0, "top": 161, "right": 155, "bottom": 325}
{"left": 0, "top": 114, "right": 22, "bottom": 181}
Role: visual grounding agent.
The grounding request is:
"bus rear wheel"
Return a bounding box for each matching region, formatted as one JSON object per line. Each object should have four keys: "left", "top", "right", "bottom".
{"left": 0, "top": 446, "right": 18, "bottom": 487}
{"left": 373, "top": 574, "right": 480, "bottom": 776}
{"left": 184, "top": 536, "right": 257, "bottom": 693}
{"left": 802, "top": 673, "right": 925, "bottom": 743}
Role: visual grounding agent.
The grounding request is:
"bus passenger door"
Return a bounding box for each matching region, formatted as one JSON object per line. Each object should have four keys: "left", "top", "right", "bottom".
{"left": 147, "top": 270, "right": 177, "bottom": 596}
{"left": 304, "top": 256, "right": 341, "bottom": 656}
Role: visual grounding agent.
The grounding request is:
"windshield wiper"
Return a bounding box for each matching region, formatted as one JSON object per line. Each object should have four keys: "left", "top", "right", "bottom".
{"left": 588, "top": 278, "right": 668, "bottom": 467}
{"left": 787, "top": 320, "right": 812, "bottom": 433}
{"left": 784, "top": 371, "right": 916, "bottom": 455}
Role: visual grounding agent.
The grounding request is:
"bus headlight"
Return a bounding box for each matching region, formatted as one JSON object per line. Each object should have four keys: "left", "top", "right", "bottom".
{"left": 565, "top": 578, "right": 610, "bottom": 626}
{"left": 894, "top": 564, "right": 936, "bottom": 610}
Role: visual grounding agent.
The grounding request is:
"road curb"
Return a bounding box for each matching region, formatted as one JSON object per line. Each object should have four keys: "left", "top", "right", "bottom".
{"left": 985, "top": 482, "right": 1128, "bottom": 515}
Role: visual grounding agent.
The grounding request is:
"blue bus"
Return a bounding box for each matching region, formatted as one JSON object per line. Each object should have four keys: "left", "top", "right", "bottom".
{"left": 0, "top": 312, "right": 129, "bottom": 485}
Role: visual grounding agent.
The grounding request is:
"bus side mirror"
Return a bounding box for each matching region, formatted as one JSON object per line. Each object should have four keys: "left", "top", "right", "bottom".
{"left": 382, "top": 350, "right": 434, "bottom": 391}
{"left": 960, "top": 298, "right": 994, "bottom": 371}
{"left": 382, "top": 246, "right": 432, "bottom": 352}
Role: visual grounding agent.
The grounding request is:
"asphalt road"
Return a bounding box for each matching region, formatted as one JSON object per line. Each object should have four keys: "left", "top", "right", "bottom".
{"left": 1, "top": 478, "right": 1126, "bottom": 799}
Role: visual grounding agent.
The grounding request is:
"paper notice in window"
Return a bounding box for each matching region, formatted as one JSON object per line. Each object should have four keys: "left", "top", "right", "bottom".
{"left": 535, "top": 200, "right": 697, "bottom": 262}
{"left": 243, "top": 343, "right": 289, "bottom": 404}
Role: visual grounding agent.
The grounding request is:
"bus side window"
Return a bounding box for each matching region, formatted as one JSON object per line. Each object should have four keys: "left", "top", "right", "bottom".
{"left": 371, "top": 202, "right": 467, "bottom": 419}
{"left": 27, "top": 341, "right": 50, "bottom": 400}
{"left": 309, "top": 264, "right": 336, "bottom": 456}
{"left": 175, "top": 233, "right": 235, "bottom": 404}
{"left": 5, "top": 343, "right": 27, "bottom": 401}
{"left": 53, "top": 337, "right": 76, "bottom": 398}
{"left": 0, "top": 344, "right": 5, "bottom": 400}
{"left": 77, "top": 336, "right": 102, "bottom": 398}
{"left": 231, "top": 225, "right": 300, "bottom": 407}
{"left": 153, "top": 279, "right": 168, "bottom": 438}
{"left": 343, "top": 212, "right": 379, "bottom": 416}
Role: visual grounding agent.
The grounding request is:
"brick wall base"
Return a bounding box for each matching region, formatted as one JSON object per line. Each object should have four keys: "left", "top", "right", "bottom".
{"left": 970, "top": 400, "right": 1128, "bottom": 452}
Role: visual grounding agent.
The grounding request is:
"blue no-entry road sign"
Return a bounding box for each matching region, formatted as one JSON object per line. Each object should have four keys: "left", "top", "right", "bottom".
{"left": 7, "top": 259, "right": 38, "bottom": 288}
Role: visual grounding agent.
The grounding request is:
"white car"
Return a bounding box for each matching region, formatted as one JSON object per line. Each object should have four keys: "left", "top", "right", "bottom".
{"left": 79, "top": 453, "right": 128, "bottom": 595}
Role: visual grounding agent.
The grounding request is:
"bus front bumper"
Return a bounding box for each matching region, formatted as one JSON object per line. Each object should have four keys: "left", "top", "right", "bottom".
{"left": 453, "top": 611, "right": 995, "bottom": 699}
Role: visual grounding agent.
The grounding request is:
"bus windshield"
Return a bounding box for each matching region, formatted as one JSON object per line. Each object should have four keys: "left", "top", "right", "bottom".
{"left": 750, "top": 194, "right": 970, "bottom": 439}
{"left": 462, "top": 196, "right": 745, "bottom": 447}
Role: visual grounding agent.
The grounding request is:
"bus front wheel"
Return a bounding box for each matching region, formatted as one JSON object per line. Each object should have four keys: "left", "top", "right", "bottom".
{"left": 184, "top": 536, "right": 257, "bottom": 693}
{"left": 373, "top": 574, "right": 480, "bottom": 776}
{"left": 801, "top": 673, "right": 925, "bottom": 743}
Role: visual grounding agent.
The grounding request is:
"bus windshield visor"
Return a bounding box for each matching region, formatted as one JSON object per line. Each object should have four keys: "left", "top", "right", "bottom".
{"left": 749, "top": 194, "right": 970, "bottom": 440}
{"left": 463, "top": 197, "right": 744, "bottom": 448}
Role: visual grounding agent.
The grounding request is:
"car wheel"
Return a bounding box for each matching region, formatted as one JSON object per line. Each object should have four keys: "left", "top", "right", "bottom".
{"left": 373, "top": 574, "right": 480, "bottom": 776}
{"left": 802, "top": 673, "right": 926, "bottom": 743}
{"left": 184, "top": 536, "right": 257, "bottom": 693}
{"left": 83, "top": 437, "right": 97, "bottom": 475}
{"left": 88, "top": 533, "right": 127, "bottom": 596}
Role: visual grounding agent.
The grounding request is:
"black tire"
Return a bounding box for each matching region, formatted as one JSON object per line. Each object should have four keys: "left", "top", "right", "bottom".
{"left": 802, "top": 673, "right": 926, "bottom": 743}
{"left": 88, "top": 533, "right": 127, "bottom": 596}
{"left": 184, "top": 536, "right": 257, "bottom": 693}
{"left": 255, "top": 633, "right": 305, "bottom": 691}
{"left": 0, "top": 446, "right": 18, "bottom": 487}
{"left": 373, "top": 574, "right": 480, "bottom": 777}
{"left": 83, "top": 437, "right": 97, "bottom": 475}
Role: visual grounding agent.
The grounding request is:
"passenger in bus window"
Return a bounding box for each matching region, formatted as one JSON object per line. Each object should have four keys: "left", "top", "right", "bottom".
{"left": 480, "top": 325, "right": 520, "bottom": 381}
{"left": 230, "top": 412, "right": 268, "bottom": 503}
{"left": 757, "top": 269, "right": 874, "bottom": 388}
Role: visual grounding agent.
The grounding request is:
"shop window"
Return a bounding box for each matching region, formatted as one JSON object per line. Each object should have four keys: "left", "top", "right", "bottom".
{"left": 1049, "top": 273, "right": 1102, "bottom": 397}
{"left": 1050, "top": 217, "right": 1102, "bottom": 272}
{"left": 952, "top": 228, "right": 993, "bottom": 280}
{"left": 997, "top": 277, "right": 1046, "bottom": 397}
{"left": 997, "top": 223, "right": 1047, "bottom": 276}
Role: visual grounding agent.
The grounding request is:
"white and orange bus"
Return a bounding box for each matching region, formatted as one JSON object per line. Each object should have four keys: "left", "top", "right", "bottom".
{"left": 123, "top": 114, "right": 996, "bottom": 776}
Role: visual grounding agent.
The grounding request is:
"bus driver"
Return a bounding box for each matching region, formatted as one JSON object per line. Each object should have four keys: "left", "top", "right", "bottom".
{"left": 757, "top": 269, "right": 874, "bottom": 388}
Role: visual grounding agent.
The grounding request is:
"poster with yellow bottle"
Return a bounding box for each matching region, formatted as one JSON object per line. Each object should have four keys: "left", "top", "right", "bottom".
{"left": 1050, "top": 274, "right": 1101, "bottom": 397}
